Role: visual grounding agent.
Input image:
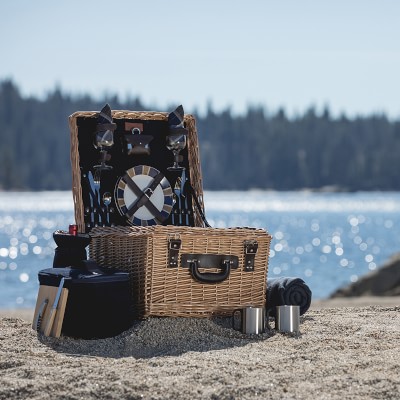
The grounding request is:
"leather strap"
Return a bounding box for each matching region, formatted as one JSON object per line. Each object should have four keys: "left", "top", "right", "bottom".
{"left": 185, "top": 182, "right": 211, "bottom": 227}
{"left": 122, "top": 173, "right": 165, "bottom": 222}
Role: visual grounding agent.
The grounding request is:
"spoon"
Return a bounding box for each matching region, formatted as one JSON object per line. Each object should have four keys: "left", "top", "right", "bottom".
{"left": 103, "top": 192, "right": 112, "bottom": 225}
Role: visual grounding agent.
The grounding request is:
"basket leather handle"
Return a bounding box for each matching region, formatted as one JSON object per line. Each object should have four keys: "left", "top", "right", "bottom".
{"left": 181, "top": 254, "right": 239, "bottom": 284}
{"left": 190, "top": 259, "right": 230, "bottom": 283}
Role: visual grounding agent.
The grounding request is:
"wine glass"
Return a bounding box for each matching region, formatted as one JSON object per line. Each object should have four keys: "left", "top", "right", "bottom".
{"left": 93, "top": 129, "right": 114, "bottom": 183}
{"left": 166, "top": 132, "right": 187, "bottom": 171}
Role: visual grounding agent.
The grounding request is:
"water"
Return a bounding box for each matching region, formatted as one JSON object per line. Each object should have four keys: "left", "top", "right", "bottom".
{"left": 1, "top": 190, "right": 399, "bottom": 308}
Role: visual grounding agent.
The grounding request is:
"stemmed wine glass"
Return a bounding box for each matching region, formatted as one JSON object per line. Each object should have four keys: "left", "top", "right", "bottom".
{"left": 93, "top": 129, "right": 114, "bottom": 183}
{"left": 166, "top": 132, "right": 187, "bottom": 171}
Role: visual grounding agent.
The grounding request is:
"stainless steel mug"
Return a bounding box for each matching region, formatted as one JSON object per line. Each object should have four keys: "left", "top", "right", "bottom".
{"left": 267, "top": 305, "right": 300, "bottom": 334}
{"left": 232, "top": 306, "right": 265, "bottom": 334}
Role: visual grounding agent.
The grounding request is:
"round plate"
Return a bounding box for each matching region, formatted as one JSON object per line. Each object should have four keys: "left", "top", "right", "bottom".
{"left": 115, "top": 165, "right": 173, "bottom": 226}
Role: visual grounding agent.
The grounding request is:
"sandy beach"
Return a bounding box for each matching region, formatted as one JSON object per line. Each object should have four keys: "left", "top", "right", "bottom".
{"left": 0, "top": 297, "right": 399, "bottom": 399}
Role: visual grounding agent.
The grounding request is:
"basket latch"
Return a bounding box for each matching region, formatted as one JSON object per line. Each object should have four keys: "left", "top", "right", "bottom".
{"left": 168, "top": 239, "right": 181, "bottom": 268}
{"left": 244, "top": 240, "right": 258, "bottom": 271}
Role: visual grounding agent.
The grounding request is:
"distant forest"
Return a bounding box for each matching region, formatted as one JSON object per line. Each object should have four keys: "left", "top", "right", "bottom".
{"left": 1, "top": 79, "right": 400, "bottom": 191}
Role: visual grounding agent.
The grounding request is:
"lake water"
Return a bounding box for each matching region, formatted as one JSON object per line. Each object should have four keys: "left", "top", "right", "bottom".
{"left": 1, "top": 190, "right": 399, "bottom": 309}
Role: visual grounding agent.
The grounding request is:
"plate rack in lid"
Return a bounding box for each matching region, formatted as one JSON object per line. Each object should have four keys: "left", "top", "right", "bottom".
{"left": 69, "top": 109, "right": 206, "bottom": 233}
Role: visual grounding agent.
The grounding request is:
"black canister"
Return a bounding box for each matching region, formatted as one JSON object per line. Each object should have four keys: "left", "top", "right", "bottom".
{"left": 52, "top": 229, "right": 91, "bottom": 268}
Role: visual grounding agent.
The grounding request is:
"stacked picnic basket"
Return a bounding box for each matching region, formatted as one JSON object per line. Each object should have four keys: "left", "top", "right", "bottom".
{"left": 34, "top": 104, "right": 272, "bottom": 338}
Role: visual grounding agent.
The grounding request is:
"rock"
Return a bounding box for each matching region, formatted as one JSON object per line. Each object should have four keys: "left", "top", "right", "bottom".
{"left": 330, "top": 253, "right": 400, "bottom": 297}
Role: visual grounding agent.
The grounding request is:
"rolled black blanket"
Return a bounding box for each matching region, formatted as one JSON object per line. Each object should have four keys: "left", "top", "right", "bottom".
{"left": 267, "top": 277, "right": 312, "bottom": 316}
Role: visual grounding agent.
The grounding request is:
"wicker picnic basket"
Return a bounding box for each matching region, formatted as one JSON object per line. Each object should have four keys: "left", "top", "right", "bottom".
{"left": 89, "top": 225, "right": 272, "bottom": 318}
{"left": 69, "top": 109, "right": 206, "bottom": 232}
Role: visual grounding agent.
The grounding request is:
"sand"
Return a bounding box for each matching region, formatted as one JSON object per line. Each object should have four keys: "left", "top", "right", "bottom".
{"left": 0, "top": 300, "right": 399, "bottom": 399}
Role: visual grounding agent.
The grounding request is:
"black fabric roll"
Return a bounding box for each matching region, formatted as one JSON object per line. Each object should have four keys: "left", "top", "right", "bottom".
{"left": 267, "top": 277, "right": 312, "bottom": 316}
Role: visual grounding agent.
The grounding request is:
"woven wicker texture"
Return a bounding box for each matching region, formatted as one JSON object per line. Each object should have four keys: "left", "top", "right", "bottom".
{"left": 69, "top": 110, "right": 205, "bottom": 232}
{"left": 89, "top": 226, "right": 272, "bottom": 318}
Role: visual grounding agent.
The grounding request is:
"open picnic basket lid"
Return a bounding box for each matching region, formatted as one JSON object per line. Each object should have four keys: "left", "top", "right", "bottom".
{"left": 69, "top": 108, "right": 206, "bottom": 233}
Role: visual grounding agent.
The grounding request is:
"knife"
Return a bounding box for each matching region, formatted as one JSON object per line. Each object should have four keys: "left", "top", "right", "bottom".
{"left": 180, "top": 170, "right": 189, "bottom": 226}
{"left": 44, "top": 277, "right": 65, "bottom": 337}
{"left": 174, "top": 178, "right": 182, "bottom": 226}
{"left": 33, "top": 298, "right": 48, "bottom": 332}
{"left": 83, "top": 173, "right": 94, "bottom": 227}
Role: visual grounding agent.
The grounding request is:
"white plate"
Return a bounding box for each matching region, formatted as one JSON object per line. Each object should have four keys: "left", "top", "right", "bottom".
{"left": 115, "top": 165, "right": 173, "bottom": 226}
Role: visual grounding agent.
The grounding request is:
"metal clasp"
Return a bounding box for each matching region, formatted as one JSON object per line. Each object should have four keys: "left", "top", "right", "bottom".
{"left": 168, "top": 238, "right": 181, "bottom": 268}
{"left": 144, "top": 187, "right": 154, "bottom": 199}
{"left": 244, "top": 240, "right": 258, "bottom": 271}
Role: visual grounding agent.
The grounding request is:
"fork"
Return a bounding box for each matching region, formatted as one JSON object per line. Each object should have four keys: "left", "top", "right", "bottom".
{"left": 180, "top": 170, "right": 189, "bottom": 226}
{"left": 174, "top": 178, "right": 182, "bottom": 225}
{"left": 92, "top": 169, "right": 102, "bottom": 225}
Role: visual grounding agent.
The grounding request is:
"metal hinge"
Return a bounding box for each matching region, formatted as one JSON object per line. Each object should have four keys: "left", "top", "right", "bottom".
{"left": 244, "top": 240, "right": 258, "bottom": 271}
{"left": 168, "top": 238, "right": 181, "bottom": 268}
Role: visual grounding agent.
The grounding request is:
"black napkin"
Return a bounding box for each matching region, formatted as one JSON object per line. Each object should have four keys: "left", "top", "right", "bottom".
{"left": 267, "top": 277, "right": 312, "bottom": 316}
{"left": 95, "top": 103, "right": 115, "bottom": 145}
{"left": 98, "top": 103, "right": 114, "bottom": 125}
{"left": 168, "top": 104, "right": 185, "bottom": 128}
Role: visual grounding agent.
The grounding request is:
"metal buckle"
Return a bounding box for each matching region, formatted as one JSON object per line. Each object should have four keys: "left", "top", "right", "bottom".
{"left": 144, "top": 187, "right": 154, "bottom": 199}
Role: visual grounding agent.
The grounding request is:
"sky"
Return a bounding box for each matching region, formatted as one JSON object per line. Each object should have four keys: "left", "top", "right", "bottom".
{"left": 1, "top": 0, "right": 400, "bottom": 118}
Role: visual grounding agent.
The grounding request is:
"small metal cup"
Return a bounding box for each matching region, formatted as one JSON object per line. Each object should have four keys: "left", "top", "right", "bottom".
{"left": 233, "top": 306, "right": 265, "bottom": 334}
{"left": 267, "top": 305, "right": 300, "bottom": 334}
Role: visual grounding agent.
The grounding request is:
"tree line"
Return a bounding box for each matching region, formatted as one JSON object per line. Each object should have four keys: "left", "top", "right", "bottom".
{"left": 1, "top": 79, "right": 399, "bottom": 191}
